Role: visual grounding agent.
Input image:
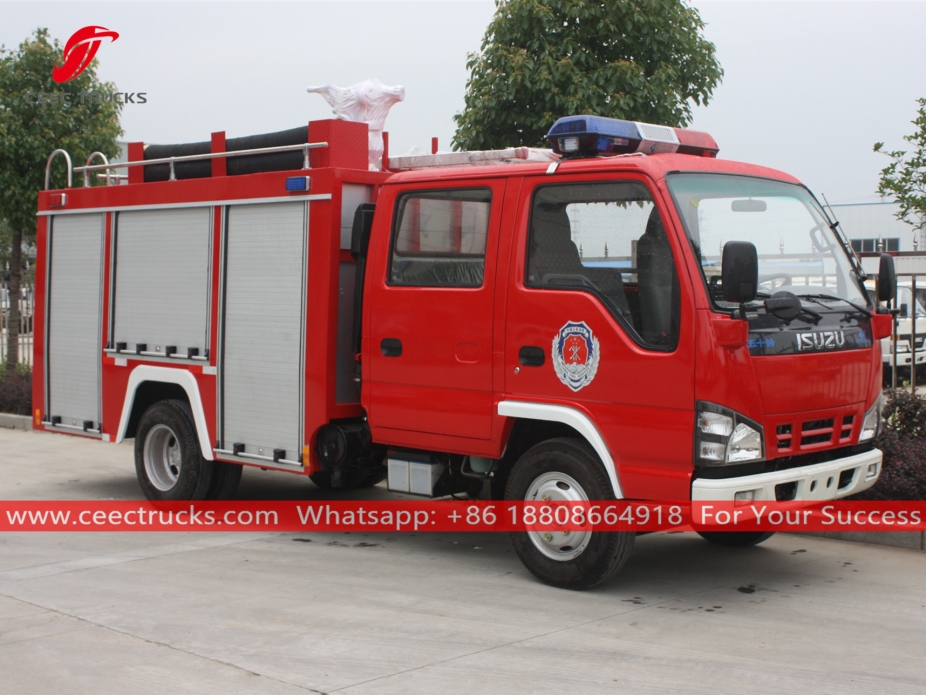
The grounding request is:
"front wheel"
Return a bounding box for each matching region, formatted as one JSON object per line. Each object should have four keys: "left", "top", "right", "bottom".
{"left": 697, "top": 531, "right": 775, "bottom": 547}
{"left": 505, "top": 438, "right": 634, "bottom": 590}
{"left": 135, "top": 400, "right": 213, "bottom": 500}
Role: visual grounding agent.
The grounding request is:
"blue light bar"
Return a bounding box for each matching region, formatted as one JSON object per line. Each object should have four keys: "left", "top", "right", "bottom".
{"left": 285, "top": 176, "right": 311, "bottom": 192}
{"left": 546, "top": 115, "right": 717, "bottom": 158}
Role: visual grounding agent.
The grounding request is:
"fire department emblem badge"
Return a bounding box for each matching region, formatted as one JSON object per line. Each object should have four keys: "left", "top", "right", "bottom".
{"left": 552, "top": 321, "right": 600, "bottom": 392}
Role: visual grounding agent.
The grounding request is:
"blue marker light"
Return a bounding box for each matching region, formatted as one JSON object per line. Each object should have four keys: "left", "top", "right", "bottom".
{"left": 285, "top": 176, "right": 311, "bottom": 192}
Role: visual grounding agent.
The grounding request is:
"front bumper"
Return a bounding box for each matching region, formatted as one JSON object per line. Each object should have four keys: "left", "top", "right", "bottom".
{"left": 691, "top": 448, "right": 882, "bottom": 502}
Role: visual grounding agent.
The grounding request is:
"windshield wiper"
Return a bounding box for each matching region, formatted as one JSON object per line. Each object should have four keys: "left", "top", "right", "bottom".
{"left": 797, "top": 293, "right": 872, "bottom": 318}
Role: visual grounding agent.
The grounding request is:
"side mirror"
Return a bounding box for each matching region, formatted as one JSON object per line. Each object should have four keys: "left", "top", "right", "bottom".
{"left": 901, "top": 303, "right": 909, "bottom": 318}
{"left": 721, "top": 241, "right": 758, "bottom": 304}
{"left": 878, "top": 253, "right": 896, "bottom": 302}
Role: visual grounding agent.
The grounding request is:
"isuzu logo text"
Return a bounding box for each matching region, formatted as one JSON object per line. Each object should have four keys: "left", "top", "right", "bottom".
{"left": 53, "top": 26, "right": 119, "bottom": 83}
{"left": 796, "top": 331, "right": 846, "bottom": 351}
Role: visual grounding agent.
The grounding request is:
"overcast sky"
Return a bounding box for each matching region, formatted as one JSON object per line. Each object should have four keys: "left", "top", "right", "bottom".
{"left": 2, "top": 1, "right": 924, "bottom": 204}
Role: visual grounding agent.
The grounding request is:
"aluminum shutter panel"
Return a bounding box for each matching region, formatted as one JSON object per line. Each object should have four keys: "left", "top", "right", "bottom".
{"left": 222, "top": 202, "right": 306, "bottom": 460}
{"left": 47, "top": 214, "right": 104, "bottom": 427}
{"left": 114, "top": 208, "right": 211, "bottom": 356}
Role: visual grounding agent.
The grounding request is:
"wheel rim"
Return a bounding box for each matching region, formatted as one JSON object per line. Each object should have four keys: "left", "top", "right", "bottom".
{"left": 524, "top": 471, "right": 591, "bottom": 562}
{"left": 144, "top": 424, "right": 182, "bottom": 491}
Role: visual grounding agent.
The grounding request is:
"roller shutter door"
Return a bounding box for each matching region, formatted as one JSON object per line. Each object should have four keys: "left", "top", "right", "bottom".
{"left": 221, "top": 202, "right": 307, "bottom": 462}
{"left": 47, "top": 214, "right": 104, "bottom": 429}
{"left": 113, "top": 208, "right": 211, "bottom": 357}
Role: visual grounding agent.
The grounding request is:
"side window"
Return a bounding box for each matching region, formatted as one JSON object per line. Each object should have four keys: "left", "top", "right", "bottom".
{"left": 389, "top": 188, "right": 492, "bottom": 287}
{"left": 527, "top": 182, "right": 680, "bottom": 349}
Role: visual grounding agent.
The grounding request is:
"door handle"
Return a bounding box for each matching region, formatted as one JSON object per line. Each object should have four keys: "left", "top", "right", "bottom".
{"left": 381, "top": 338, "right": 403, "bottom": 357}
{"left": 518, "top": 346, "right": 545, "bottom": 366}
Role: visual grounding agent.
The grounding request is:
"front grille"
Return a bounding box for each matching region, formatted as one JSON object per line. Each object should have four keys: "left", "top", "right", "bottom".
{"left": 801, "top": 418, "right": 834, "bottom": 447}
{"left": 841, "top": 415, "right": 854, "bottom": 442}
{"left": 803, "top": 419, "right": 834, "bottom": 432}
{"left": 776, "top": 424, "right": 792, "bottom": 450}
{"left": 775, "top": 413, "right": 857, "bottom": 453}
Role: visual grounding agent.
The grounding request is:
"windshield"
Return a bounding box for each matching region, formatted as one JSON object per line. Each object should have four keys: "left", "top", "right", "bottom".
{"left": 666, "top": 174, "right": 868, "bottom": 310}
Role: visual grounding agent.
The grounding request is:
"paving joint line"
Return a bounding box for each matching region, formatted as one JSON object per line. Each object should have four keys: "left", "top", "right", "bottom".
{"left": 0, "top": 590, "right": 328, "bottom": 694}
{"left": 329, "top": 550, "right": 852, "bottom": 693}
{"left": 0, "top": 534, "right": 271, "bottom": 585}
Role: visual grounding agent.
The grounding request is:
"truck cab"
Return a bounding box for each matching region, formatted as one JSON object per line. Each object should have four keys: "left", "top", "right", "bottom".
{"left": 356, "top": 117, "right": 891, "bottom": 587}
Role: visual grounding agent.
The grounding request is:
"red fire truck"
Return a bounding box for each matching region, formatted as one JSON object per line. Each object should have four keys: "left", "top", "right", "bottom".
{"left": 34, "top": 116, "right": 895, "bottom": 589}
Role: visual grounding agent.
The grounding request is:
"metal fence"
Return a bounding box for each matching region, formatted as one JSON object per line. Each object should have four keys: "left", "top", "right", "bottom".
{"left": 0, "top": 281, "right": 34, "bottom": 367}
{"left": 875, "top": 271, "right": 926, "bottom": 392}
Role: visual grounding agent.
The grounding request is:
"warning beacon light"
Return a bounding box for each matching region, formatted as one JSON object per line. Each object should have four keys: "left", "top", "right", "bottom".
{"left": 546, "top": 115, "right": 719, "bottom": 159}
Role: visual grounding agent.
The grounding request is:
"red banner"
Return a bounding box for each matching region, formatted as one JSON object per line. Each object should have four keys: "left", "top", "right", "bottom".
{"left": 0, "top": 500, "right": 924, "bottom": 533}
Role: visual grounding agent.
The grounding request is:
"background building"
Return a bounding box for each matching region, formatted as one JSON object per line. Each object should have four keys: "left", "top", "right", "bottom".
{"left": 827, "top": 201, "right": 923, "bottom": 253}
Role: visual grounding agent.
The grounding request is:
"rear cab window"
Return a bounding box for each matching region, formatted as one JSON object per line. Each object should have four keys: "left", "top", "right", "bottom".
{"left": 389, "top": 188, "right": 492, "bottom": 287}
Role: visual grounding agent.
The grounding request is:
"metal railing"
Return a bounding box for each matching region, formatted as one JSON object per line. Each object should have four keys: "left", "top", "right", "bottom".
{"left": 0, "top": 282, "right": 34, "bottom": 367}
{"left": 45, "top": 142, "right": 329, "bottom": 189}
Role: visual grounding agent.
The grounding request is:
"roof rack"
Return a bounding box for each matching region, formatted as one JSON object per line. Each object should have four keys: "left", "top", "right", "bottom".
{"left": 388, "top": 147, "right": 559, "bottom": 171}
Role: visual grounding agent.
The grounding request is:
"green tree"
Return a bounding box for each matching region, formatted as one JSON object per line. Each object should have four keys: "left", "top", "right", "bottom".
{"left": 452, "top": 0, "right": 723, "bottom": 151}
{"left": 874, "top": 98, "right": 926, "bottom": 246}
{"left": 0, "top": 28, "right": 122, "bottom": 365}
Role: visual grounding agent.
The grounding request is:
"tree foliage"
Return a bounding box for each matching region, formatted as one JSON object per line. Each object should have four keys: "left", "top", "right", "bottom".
{"left": 453, "top": 0, "right": 723, "bottom": 151}
{"left": 0, "top": 28, "right": 123, "bottom": 237}
{"left": 874, "top": 98, "right": 926, "bottom": 239}
{"left": 0, "top": 28, "right": 122, "bottom": 364}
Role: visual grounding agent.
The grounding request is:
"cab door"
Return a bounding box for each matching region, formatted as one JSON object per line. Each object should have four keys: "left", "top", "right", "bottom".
{"left": 366, "top": 180, "right": 505, "bottom": 440}
{"left": 504, "top": 174, "right": 696, "bottom": 499}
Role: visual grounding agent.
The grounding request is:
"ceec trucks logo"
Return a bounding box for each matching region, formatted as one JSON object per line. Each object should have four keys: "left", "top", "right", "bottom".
{"left": 552, "top": 321, "right": 600, "bottom": 392}
{"left": 53, "top": 26, "right": 119, "bottom": 83}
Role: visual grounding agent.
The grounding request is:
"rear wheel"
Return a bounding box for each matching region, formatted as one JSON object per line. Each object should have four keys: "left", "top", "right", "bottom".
{"left": 310, "top": 466, "right": 384, "bottom": 491}
{"left": 697, "top": 531, "right": 775, "bottom": 547}
{"left": 505, "top": 438, "right": 634, "bottom": 590}
{"left": 135, "top": 400, "right": 213, "bottom": 501}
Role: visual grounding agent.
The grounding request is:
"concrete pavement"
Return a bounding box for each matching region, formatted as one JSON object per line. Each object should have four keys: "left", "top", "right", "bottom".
{"left": 1, "top": 427, "right": 924, "bottom": 694}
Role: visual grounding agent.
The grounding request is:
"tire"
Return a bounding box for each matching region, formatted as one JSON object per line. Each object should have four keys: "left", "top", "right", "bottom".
{"left": 205, "top": 461, "right": 243, "bottom": 500}
{"left": 697, "top": 531, "right": 775, "bottom": 547}
{"left": 505, "top": 438, "right": 635, "bottom": 590}
{"left": 310, "top": 464, "right": 387, "bottom": 490}
{"left": 358, "top": 467, "right": 387, "bottom": 488}
{"left": 309, "top": 469, "right": 364, "bottom": 490}
{"left": 134, "top": 400, "right": 213, "bottom": 501}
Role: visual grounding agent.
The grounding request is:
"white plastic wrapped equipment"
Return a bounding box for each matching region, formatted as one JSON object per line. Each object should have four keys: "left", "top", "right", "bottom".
{"left": 307, "top": 79, "right": 405, "bottom": 170}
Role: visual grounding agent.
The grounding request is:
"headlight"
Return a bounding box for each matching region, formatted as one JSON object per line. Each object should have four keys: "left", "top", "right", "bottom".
{"left": 859, "top": 395, "right": 883, "bottom": 442}
{"left": 695, "top": 402, "right": 765, "bottom": 467}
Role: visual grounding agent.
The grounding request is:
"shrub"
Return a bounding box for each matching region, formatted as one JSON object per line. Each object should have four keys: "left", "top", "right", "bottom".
{"left": 855, "top": 389, "right": 926, "bottom": 500}
{"left": 858, "top": 427, "right": 926, "bottom": 500}
{"left": 0, "top": 362, "right": 32, "bottom": 416}
{"left": 882, "top": 388, "right": 926, "bottom": 438}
